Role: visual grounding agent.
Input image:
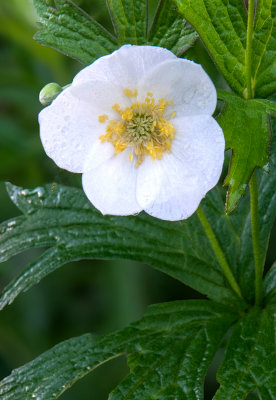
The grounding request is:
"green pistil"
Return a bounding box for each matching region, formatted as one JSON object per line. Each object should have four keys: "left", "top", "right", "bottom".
{"left": 126, "top": 114, "right": 155, "bottom": 141}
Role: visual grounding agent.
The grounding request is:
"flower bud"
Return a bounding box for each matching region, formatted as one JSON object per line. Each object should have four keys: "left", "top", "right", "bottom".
{"left": 39, "top": 82, "right": 63, "bottom": 106}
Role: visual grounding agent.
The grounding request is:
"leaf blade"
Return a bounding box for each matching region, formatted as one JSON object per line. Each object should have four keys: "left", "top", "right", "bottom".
{"left": 214, "top": 307, "right": 276, "bottom": 399}
{"left": 106, "top": 0, "right": 147, "bottom": 45}
{"left": 33, "top": 0, "right": 118, "bottom": 65}
{"left": 0, "top": 183, "right": 247, "bottom": 309}
{"left": 0, "top": 300, "right": 236, "bottom": 400}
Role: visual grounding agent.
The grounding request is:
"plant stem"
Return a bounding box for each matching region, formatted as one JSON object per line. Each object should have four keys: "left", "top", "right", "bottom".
{"left": 249, "top": 173, "right": 263, "bottom": 305}
{"left": 196, "top": 206, "right": 243, "bottom": 299}
{"left": 245, "top": 0, "right": 255, "bottom": 99}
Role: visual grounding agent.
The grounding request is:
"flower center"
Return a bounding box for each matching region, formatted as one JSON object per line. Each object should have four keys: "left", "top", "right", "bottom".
{"left": 98, "top": 89, "right": 176, "bottom": 167}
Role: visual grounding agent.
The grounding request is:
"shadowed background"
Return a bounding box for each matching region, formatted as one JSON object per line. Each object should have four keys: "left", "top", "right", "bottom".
{"left": 0, "top": 1, "right": 273, "bottom": 399}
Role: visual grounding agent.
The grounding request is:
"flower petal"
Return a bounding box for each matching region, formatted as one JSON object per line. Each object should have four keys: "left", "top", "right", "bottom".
{"left": 39, "top": 87, "right": 102, "bottom": 173}
{"left": 138, "top": 59, "right": 217, "bottom": 116}
{"left": 73, "top": 45, "right": 177, "bottom": 89}
{"left": 82, "top": 150, "right": 141, "bottom": 216}
{"left": 136, "top": 115, "right": 224, "bottom": 221}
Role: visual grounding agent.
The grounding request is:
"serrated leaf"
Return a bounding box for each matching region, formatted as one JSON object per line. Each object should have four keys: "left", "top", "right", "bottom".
{"left": 174, "top": 0, "right": 247, "bottom": 96}
{"left": 252, "top": 0, "right": 276, "bottom": 98}
{"left": 33, "top": 0, "right": 197, "bottom": 64}
{"left": 106, "top": 0, "right": 147, "bottom": 44}
{"left": 264, "top": 262, "right": 276, "bottom": 306}
{"left": 175, "top": 0, "right": 276, "bottom": 98}
{"left": 147, "top": 0, "right": 198, "bottom": 56}
{"left": 217, "top": 90, "right": 276, "bottom": 212}
{"left": 237, "top": 118, "right": 276, "bottom": 302}
{"left": 0, "top": 183, "right": 248, "bottom": 310}
{"left": 214, "top": 307, "right": 276, "bottom": 399}
{"left": 0, "top": 300, "right": 236, "bottom": 399}
{"left": 33, "top": 0, "right": 118, "bottom": 64}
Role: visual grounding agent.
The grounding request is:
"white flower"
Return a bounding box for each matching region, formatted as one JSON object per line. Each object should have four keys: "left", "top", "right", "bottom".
{"left": 39, "top": 45, "right": 225, "bottom": 221}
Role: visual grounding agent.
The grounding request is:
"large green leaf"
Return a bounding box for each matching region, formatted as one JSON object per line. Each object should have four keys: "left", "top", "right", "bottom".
{"left": 106, "top": 0, "right": 147, "bottom": 45}
{"left": 214, "top": 307, "right": 276, "bottom": 399}
{"left": 0, "top": 182, "right": 248, "bottom": 310}
{"left": 174, "top": 0, "right": 247, "bottom": 96}
{"left": 252, "top": 0, "right": 276, "bottom": 98}
{"left": 218, "top": 90, "right": 276, "bottom": 212}
{"left": 0, "top": 300, "right": 236, "bottom": 399}
{"left": 175, "top": 0, "right": 276, "bottom": 98}
{"left": 264, "top": 262, "right": 276, "bottom": 306}
{"left": 237, "top": 120, "right": 276, "bottom": 302}
{"left": 147, "top": 0, "right": 198, "bottom": 56}
{"left": 33, "top": 0, "right": 118, "bottom": 65}
{"left": 33, "top": 0, "right": 197, "bottom": 65}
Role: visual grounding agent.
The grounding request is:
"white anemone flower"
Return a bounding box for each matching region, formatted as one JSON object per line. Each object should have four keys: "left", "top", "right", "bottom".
{"left": 39, "top": 45, "right": 225, "bottom": 221}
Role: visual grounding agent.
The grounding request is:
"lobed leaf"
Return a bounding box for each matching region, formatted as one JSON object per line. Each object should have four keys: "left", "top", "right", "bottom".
{"left": 106, "top": 0, "right": 147, "bottom": 45}
{"left": 214, "top": 307, "right": 276, "bottom": 399}
{"left": 237, "top": 117, "right": 276, "bottom": 302}
{"left": 252, "top": 0, "right": 276, "bottom": 98}
{"left": 33, "top": 0, "right": 198, "bottom": 64}
{"left": 264, "top": 262, "right": 276, "bottom": 306}
{"left": 174, "top": 0, "right": 247, "bottom": 96}
{"left": 147, "top": 0, "right": 198, "bottom": 56}
{"left": 175, "top": 0, "right": 276, "bottom": 98}
{"left": 0, "top": 300, "right": 236, "bottom": 399}
{"left": 33, "top": 0, "right": 118, "bottom": 65}
{"left": 217, "top": 90, "right": 276, "bottom": 212}
{"left": 0, "top": 182, "right": 249, "bottom": 310}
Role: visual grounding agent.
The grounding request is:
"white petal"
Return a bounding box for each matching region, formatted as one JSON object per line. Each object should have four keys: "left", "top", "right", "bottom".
{"left": 82, "top": 150, "right": 141, "bottom": 216}
{"left": 172, "top": 115, "right": 225, "bottom": 191}
{"left": 70, "top": 81, "right": 128, "bottom": 117}
{"left": 39, "top": 87, "right": 104, "bottom": 173}
{"left": 138, "top": 59, "right": 217, "bottom": 116}
{"left": 136, "top": 115, "right": 224, "bottom": 221}
{"left": 73, "top": 45, "right": 177, "bottom": 89}
{"left": 83, "top": 140, "right": 114, "bottom": 172}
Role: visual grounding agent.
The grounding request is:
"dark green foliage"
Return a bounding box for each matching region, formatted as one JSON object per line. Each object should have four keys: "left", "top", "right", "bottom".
{"left": 34, "top": 0, "right": 197, "bottom": 64}
{"left": 0, "top": 0, "right": 276, "bottom": 399}
{"left": 0, "top": 301, "right": 236, "bottom": 399}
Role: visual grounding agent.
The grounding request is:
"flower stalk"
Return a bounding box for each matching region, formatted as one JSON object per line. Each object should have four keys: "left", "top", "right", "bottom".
{"left": 196, "top": 206, "right": 243, "bottom": 300}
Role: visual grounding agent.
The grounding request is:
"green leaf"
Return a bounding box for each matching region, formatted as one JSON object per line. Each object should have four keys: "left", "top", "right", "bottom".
{"left": 175, "top": 0, "right": 276, "bottom": 98}
{"left": 264, "top": 262, "right": 276, "bottom": 306}
{"left": 147, "top": 0, "right": 198, "bottom": 56}
{"left": 0, "top": 183, "right": 248, "bottom": 310}
{"left": 217, "top": 90, "right": 276, "bottom": 212}
{"left": 252, "top": 0, "right": 276, "bottom": 98}
{"left": 0, "top": 300, "right": 236, "bottom": 399}
{"left": 214, "top": 307, "right": 276, "bottom": 399}
{"left": 106, "top": 0, "right": 147, "bottom": 45}
{"left": 33, "top": 0, "right": 118, "bottom": 65}
{"left": 174, "top": 0, "right": 247, "bottom": 96}
{"left": 238, "top": 118, "right": 276, "bottom": 302}
{"left": 33, "top": 0, "right": 197, "bottom": 64}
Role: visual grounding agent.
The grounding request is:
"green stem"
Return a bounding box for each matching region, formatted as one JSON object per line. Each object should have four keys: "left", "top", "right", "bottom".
{"left": 196, "top": 206, "right": 243, "bottom": 299}
{"left": 249, "top": 173, "right": 263, "bottom": 305}
{"left": 245, "top": 0, "right": 255, "bottom": 99}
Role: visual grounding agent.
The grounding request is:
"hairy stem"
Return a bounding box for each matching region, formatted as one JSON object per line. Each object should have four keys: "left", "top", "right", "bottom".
{"left": 245, "top": 0, "right": 255, "bottom": 99}
{"left": 249, "top": 173, "right": 263, "bottom": 305}
{"left": 196, "top": 206, "right": 243, "bottom": 299}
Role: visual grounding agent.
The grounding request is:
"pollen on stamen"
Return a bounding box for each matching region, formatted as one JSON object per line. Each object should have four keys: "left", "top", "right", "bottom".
{"left": 98, "top": 114, "right": 108, "bottom": 123}
{"left": 99, "top": 89, "right": 176, "bottom": 167}
{"left": 123, "top": 88, "right": 138, "bottom": 97}
{"left": 171, "top": 111, "right": 176, "bottom": 118}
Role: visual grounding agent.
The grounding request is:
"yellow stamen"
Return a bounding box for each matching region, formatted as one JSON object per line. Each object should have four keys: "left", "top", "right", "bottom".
{"left": 123, "top": 88, "right": 138, "bottom": 97}
{"left": 99, "top": 89, "right": 176, "bottom": 166}
{"left": 98, "top": 114, "right": 108, "bottom": 123}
